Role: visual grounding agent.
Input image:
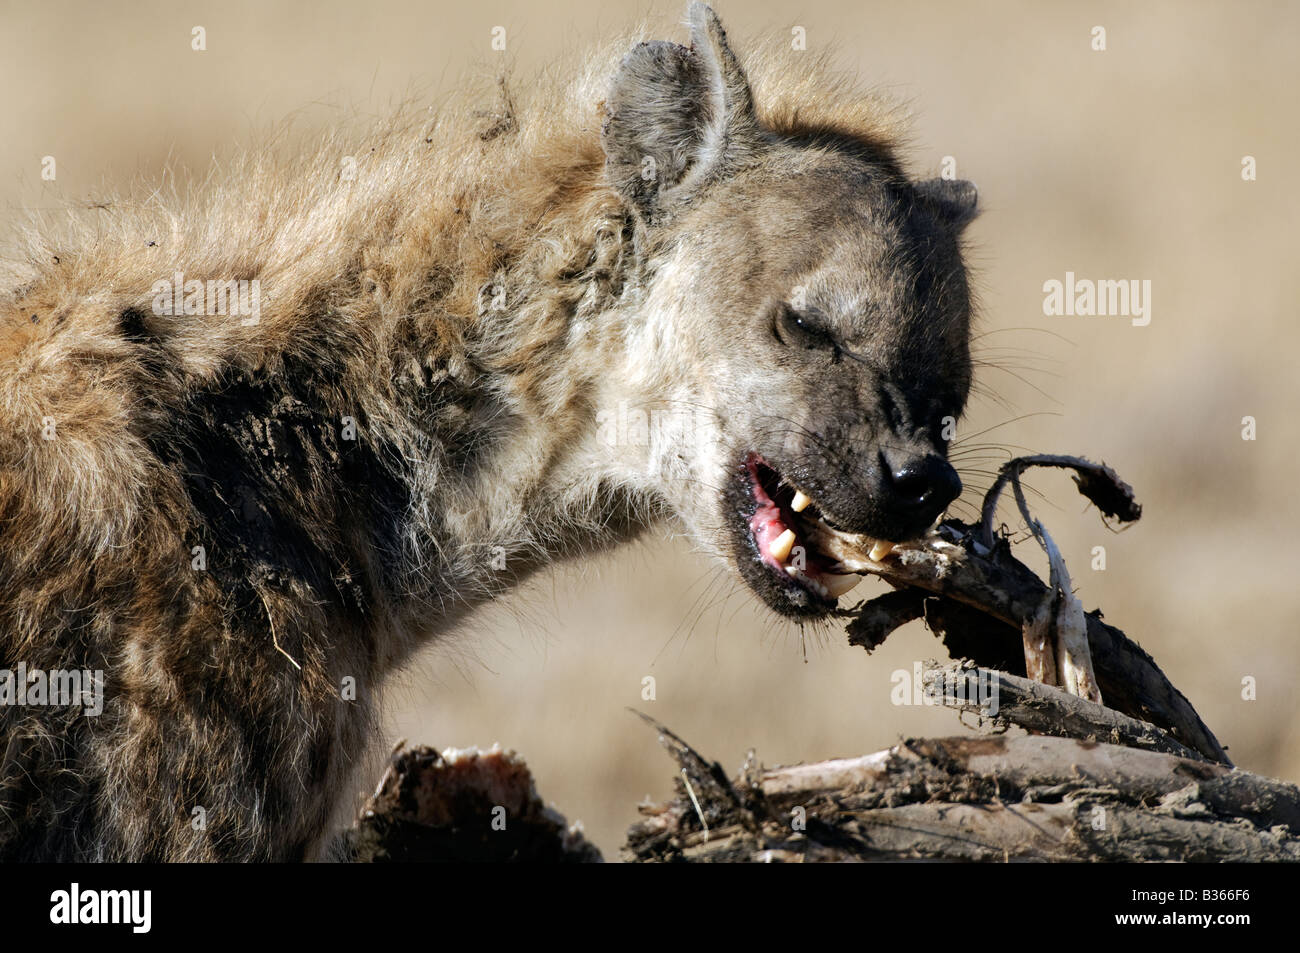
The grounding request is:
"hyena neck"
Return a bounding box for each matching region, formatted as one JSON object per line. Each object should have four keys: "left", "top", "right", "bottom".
{"left": 374, "top": 205, "right": 672, "bottom": 650}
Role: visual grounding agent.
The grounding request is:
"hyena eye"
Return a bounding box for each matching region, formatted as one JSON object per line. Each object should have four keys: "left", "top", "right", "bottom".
{"left": 770, "top": 301, "right": 839, "bottom": 356}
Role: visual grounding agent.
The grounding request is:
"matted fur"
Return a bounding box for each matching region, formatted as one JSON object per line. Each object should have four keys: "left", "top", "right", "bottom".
{"left": 0, "top": 5, "right": 960, "bottom": 860}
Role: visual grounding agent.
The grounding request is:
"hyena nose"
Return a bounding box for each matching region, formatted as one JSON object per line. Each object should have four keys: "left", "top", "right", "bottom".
{"left": 883, "top": 453, "right": 963, "bottom": 525}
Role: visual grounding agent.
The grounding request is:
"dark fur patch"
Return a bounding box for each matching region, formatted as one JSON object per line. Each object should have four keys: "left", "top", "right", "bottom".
{"left": 117, "top": 307, "right": 153, "bottom": 343}
{"left": 150, "top": 354, "right": 411, "bottom": 626}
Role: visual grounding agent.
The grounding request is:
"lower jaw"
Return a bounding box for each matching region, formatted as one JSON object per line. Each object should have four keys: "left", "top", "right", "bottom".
{"left": 770, "top": 572, "right": 838, "bottom": 614}
{"left": 757, "top": 552, "right": 849, "bottom": 607}
{"left": 740, "top": 544, "right": 844, "bottom": 617}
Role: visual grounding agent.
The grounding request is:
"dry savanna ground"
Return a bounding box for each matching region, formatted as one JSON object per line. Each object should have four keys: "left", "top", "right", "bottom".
{"left": 2, "top": 0, "right": 1296, "bottom": 856}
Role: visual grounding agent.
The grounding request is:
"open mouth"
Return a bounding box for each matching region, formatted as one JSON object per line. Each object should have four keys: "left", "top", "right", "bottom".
{"left": 739, "top": 453, "right": 896, "bottom": 613}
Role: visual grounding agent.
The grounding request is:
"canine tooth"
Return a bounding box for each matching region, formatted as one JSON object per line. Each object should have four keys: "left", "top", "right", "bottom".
{"left": 868, "top": 541, "right": 895, "bottom": 561}
{"left": 821, "top": 573, "right": 862, "bottom": 599}
{"left": 770, "top": 529, "right": 796, "bottom": 563}
{"left": 790, "top": 491, "right": 812, "bottom": 513}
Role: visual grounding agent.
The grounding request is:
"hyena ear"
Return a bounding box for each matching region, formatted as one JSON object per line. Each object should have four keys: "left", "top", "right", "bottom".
{"left": 915, "top": 178, "right": 980, "bottom": 231}
{"left": 602, "top": 2, "right": 762, "bottom": 221}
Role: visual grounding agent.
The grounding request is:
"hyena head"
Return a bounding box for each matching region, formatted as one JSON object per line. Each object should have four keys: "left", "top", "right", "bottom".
{"left": 600, "top": 5, "right": 977, "bottom": 618}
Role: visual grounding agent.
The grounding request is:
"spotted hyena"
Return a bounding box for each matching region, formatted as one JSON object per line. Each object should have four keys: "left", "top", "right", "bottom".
{"left": 0, "top": 4, "right": 977, "bottom": 860}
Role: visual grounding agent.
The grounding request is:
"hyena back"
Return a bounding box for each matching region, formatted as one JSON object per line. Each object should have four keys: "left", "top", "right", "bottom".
{"left": 0, "top": 4, "right": 977, "bottom": 860}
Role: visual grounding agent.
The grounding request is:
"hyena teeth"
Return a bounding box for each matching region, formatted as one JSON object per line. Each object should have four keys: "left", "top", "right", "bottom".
{"left": 770, "top": 528, "right": 797, "bottom": 563}
{"left": 821, "top": 573, "right": 862, "bottom": 599}
{"left": 790, "top": 491, "right": 812, "bottom": 513}
{"left": 869, "top": 541, "right": 896, "bottom": 561}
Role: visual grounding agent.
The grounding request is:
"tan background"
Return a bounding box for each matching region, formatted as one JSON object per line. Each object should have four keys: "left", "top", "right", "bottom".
{"left": 3, "top": 0, "right": 1297, "bottom": 857}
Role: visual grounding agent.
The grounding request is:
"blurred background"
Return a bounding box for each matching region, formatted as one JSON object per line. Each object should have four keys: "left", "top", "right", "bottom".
{"left": 3, "top": 0, "right": 1297, "bottom": 857}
